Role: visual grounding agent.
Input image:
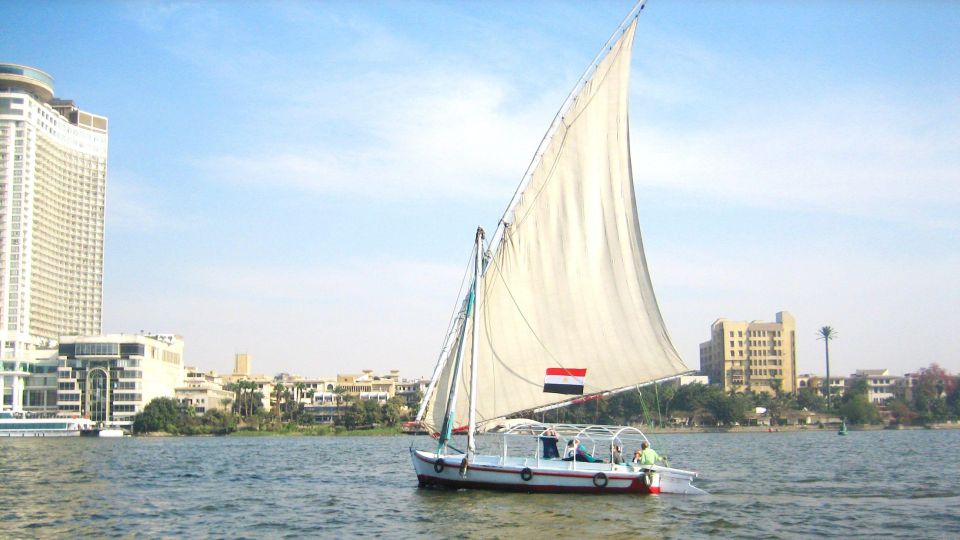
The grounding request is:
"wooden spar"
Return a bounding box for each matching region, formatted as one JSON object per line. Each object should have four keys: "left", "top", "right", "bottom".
{"left": 437, "top": 239, "right": 478, "bottom": 452}
{"left": 467, "top": 227, "right": 485, "bottom": 454}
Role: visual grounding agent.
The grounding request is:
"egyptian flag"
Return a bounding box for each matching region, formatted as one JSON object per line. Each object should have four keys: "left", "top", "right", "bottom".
{"left": 543, "top": 368, "right": 586, "bottom": 395}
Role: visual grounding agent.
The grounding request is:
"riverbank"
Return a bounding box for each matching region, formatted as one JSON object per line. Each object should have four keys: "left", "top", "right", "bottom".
{"left": 137, "top": 426, "right": 406, "bottom": 437}
{"left": 641, "top": 422, "right": 960, "bottom": 434}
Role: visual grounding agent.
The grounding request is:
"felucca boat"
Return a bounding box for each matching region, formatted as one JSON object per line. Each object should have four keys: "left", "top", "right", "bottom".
{"left": 410, "top": 1, "right": 704, "bottom": 495}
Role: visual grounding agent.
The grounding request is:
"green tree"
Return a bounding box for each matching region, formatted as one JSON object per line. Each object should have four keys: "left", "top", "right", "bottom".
{"left": 817, "top": 326, "right": 838, "bottom": 406}
{"left": 839, "top": 394, "right": 881, "bottom": 424}
{"left": 886, "top": 398, "right": 918, "bottom": 425}
{"left": 912, "top": 364, "right": 954, "bottom": 424}
{"left": 947, "top": 376, "right": 960, "bottom": 418}
{"left": 796, "top": 387, "right": 826, "bottom": 412}
{"left": 272, "top": 382, "right": 286, "bottom": 422}
{"left": 132, "top": 397, "right": 185, "bottom": 434}
{"left": 382, "top": 396, "right": 408, "bottom": 427}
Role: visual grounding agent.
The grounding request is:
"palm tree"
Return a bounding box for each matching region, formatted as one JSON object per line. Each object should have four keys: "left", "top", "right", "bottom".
{"left": 272, "top": 382, "right": 286, "bottom": 422}
{"left": 293, "top": 382, "right": 308, "bottom": 405}
{"left": 818, "top": 326, "right": 838, "bottom": 407}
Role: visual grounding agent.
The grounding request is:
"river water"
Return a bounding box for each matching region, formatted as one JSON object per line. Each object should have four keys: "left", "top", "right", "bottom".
{"left": 1, "top": 429, "right": 957, "bottom": 538}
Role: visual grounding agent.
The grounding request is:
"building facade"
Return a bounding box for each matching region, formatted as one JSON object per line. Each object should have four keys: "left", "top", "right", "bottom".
{"left": 176, "top": 367, "right": 234, "bottom": 414}
{"left": 57, "top": 334, "right": 183, "bottom": 426}
{"left": 699, "top": 311, "right": 797, "bottom": 395}
{"left": 0, "top": 64, "right": 107, "bottom": 410}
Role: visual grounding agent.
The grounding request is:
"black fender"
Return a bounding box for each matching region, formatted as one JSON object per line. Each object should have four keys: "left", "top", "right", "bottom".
{"left": 593, "top": 472, "right": 608, "bottom": 488}
{"left": 520, "top": 467, "right": 533, "bottom": 481}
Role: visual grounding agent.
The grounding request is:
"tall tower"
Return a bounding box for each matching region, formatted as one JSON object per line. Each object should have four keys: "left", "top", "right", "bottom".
{"left": 0, "top": 64, "right": 107, "bottom": 411}
{"left": 233, "top": 353, "right": 251, "bottom": 377}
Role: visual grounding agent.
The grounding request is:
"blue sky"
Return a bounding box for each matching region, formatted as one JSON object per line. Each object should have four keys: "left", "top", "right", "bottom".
{"left": 2, "top": 1, "right": 957, "bottom": 379}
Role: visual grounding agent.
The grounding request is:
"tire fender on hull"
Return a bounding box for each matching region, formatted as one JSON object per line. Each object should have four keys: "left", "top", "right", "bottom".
{"left": 593, "top": 472, "right": 608, "bottom": 488}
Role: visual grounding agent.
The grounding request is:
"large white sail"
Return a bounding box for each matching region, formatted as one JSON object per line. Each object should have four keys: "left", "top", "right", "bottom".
{"left": 424, "top": 19, "right": 689, "bottom": 434}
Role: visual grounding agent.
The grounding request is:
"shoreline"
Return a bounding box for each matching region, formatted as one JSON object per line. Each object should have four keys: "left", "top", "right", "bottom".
{"left": 640, "top": 422, "right": 960, "bottom": 434}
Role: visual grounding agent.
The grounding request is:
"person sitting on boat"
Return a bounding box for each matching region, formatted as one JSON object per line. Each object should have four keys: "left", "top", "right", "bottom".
{"left": 575, "top": 441, "right": 604, "bottom": 463}
{"left": 540, "top": 427, "right": 560, "bottom": 459}
{"left": 612, "top": 444, "right": 626, "bottom": 465}
{"left": 633, "top": 441, "right": 663, "bottom": 467}
{"left": 562, "top": 439, "right": 577, "bottom": 460}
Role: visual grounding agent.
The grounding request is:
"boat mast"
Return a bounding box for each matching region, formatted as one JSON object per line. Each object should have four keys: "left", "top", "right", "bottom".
{"left": 466, "top": 227, "right": 485, "bottom": 454}
{"left": 437, "top": 234, "right": 481, "bottom": 453}
{"left": 416, "top": 244, "right": 486, "bottom": 424}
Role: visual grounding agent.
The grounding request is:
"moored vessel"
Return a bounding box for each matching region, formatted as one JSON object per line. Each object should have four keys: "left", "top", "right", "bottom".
{"left": 0, "top": 411, "right": 95, "bottom": 437}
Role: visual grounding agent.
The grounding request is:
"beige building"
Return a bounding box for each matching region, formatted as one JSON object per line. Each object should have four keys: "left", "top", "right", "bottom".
{"left": 176, "top": 367, "right": 233, "bottom": 414}
{"left": 232, "top": 353, "right": 251, "bottom": 377}
{"left": 797, "top": 373, "right": 845, "bottom": 397}
{"left": 335, "top": 369, "right": 399, "bottom": 401}
{"left": 699, "top": 311, "right": 797, "bottom": 395}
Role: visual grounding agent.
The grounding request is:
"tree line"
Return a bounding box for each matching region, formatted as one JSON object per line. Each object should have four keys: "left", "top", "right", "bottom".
{"left": 131, "top": 382, "right": 418, "bottom": 434}
{"left": 544, "top": 363, "right": 960, "bottom": 427}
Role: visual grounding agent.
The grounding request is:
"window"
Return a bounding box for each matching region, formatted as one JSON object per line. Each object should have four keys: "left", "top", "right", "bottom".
{"left": 74, "top": 343, "right": 119, "bottom": 356}
{"left": 120, "top": 343, "right": 145, "bottom": 356}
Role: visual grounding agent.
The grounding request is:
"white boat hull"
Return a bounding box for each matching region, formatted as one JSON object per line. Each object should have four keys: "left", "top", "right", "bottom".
{"left": 0, "top": 429, "right": 83, "bottom": 437}
{"left": 411, "top": 449, "right": 704, "bottom": 495}
{"left": 0, "top": 416, "right": 94, "bottom": 437}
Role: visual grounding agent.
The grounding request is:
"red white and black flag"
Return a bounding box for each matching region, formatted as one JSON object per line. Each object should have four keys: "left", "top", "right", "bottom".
{"left": 543, "top": 368, "right": 587, "bottom": 395}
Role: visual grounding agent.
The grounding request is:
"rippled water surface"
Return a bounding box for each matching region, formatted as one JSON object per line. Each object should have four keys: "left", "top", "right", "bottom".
{"left": 2, "top": 429, "right": 958, "bottom": 538}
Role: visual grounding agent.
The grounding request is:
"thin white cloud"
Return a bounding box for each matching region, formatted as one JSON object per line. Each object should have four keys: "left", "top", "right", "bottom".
{"left": 197, "top": 71, "right": 554, "bottom": 201}
{"left": 105, "top": 256, "right": 468, "bottom": 377}
{"left": 632, "top": 92, "right": 960, "bottom": 229}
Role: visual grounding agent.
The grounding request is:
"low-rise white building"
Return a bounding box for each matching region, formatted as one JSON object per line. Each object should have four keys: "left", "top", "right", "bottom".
{"left": 176, "top": 367, "right": 233, "bottom": 414}
{"left": 850, "top": 369, "right": 900, "bottom": 404}
{"left": 57, "top": 334, "right": 184, "bottom": 426}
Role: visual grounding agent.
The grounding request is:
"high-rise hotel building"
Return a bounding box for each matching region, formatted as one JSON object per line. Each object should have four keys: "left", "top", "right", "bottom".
{"left": 699, "top": 311, "right": 797, "bottom": 395}
{"left": 0, "top": 64, "right": 107, "bottom": 411}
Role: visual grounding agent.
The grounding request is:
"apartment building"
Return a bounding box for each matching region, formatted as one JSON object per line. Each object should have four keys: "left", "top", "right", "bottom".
{"left": 699, "top": 311, "right": 797, "bottom": 395}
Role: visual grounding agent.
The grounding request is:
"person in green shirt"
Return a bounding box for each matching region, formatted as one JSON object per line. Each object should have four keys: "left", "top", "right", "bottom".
{"left": 634, "top": 441, "right": 663, "bottom": 466}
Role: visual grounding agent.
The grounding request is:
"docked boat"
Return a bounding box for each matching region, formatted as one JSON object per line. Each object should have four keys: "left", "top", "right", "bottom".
{"left": 0, "top": 411, "right": 95, "bottom": 437}
{"left": 411, "top": 1, "right": 704, "bottom": 495}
